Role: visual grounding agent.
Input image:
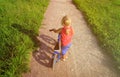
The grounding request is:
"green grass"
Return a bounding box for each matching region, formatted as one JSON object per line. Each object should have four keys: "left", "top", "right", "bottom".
{"left": 73, "top": 0, "right": 120, "bottom": 69}
{"left": 0, "top": 0, "right": 49, "bottom": 77}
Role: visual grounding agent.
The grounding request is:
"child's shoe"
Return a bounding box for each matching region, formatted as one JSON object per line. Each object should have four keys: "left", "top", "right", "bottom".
{"left": 66, "top": 56, "right": 68, "bottom": 59}
{"left": 61, "top": 58, "right": 66, "bottom": 61}
{"left": 62, "top": 59, "right": 66, "bottom": 61}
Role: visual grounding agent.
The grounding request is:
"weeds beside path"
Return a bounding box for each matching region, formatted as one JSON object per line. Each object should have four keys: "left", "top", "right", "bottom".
{"left": 23, "top": 0, "right": 120, "bottom": 77}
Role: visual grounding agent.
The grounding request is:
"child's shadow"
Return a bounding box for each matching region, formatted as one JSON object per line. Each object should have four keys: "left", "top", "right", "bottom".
{"left": 33, "top": 34, "right": 56, "bottom": 67}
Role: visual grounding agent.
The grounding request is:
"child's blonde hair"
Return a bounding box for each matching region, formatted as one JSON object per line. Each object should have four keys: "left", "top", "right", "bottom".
{"left": 61, "top": 15, "right": 71, "bottom": 26}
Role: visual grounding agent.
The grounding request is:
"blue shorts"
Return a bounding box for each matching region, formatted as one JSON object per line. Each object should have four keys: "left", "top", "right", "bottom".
{"left": 61, "top": 43, "right": 71, "bottom": 55}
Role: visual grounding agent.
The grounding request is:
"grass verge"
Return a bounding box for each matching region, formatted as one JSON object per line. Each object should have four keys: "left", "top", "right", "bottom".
{"left": 73, "top": 0, "right": 120, "bottom": 69}
{"left": 0, "top": 0, "right": 49, "bottom": 77}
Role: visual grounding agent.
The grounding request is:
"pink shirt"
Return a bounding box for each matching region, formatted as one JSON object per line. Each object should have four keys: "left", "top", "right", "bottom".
{"left": 61, "top": 26, "right": 74, "bottom": 46}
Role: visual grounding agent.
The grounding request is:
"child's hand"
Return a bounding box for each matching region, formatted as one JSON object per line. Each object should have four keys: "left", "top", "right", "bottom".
{"left": 49, "top": 29, "right": 55, "bottom": 32}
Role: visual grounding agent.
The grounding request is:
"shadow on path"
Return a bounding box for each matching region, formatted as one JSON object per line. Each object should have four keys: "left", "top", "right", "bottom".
{"left": 32, "top": 34, "right": 56, "bottom": 67}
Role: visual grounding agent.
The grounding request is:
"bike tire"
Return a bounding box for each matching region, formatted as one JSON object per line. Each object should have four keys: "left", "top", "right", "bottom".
{"left": 52, "top": 54, "right": 58, "bottom": 70}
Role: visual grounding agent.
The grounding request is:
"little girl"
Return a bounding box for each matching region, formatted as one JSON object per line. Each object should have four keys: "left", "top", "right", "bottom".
{"left": 49, "top": 15, "right": 74, "bottom": 61}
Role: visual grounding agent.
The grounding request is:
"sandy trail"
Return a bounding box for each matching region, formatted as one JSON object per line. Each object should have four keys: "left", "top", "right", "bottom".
{"left": 23, "top": 0, "right": 120, "bottom": 77}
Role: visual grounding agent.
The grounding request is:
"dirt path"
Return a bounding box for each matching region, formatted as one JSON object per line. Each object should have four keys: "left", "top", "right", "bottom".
{"left": 23, "top": 0, "right": 120, "bottom": 77}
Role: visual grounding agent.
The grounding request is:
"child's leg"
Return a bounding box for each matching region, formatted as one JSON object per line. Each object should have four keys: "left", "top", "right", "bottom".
{"left": 61, "top": 43, "right": 71, "bottom": 60}
{"left": 63, "top": 53, "right": 68, "bottom": 60}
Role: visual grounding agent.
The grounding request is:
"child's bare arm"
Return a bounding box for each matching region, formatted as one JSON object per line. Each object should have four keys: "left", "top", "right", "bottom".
{"left": 49, "top": 28, "right": 62, "bottom": 33}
